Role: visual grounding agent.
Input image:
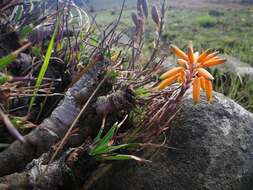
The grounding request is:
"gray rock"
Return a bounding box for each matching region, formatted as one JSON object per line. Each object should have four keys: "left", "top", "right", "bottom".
{"left": 90, "top": 92, "right": 253, "bottom": 190}
{"left": 218, "top": 54, "right": 253, "bottom": 80}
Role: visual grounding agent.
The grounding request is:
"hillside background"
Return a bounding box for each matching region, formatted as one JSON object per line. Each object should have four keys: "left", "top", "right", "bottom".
{"left": 75, "top": 0, "right": 253, "bottom": 10}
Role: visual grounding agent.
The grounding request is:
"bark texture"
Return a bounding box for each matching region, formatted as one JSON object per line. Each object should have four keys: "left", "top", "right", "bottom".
{"left": 0, "top": 61, "right": 107, "bottom": 177}
{"left": 0, "top": 146, "right": 98, "bottom": 190}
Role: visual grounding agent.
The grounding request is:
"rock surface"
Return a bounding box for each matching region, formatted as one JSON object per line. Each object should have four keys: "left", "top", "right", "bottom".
{"left": 218, "top": 54, "right": 253, "bottom": 79}
{"left": 89, "top": 92, "right": 253, "bottom": 190}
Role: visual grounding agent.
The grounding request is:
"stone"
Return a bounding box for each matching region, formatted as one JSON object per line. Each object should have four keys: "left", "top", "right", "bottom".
{"left": 218, "top": 54, "right": 253, "bottom": 80}
{"left": 89, "top": 91, "right": 253, "bottom": 190}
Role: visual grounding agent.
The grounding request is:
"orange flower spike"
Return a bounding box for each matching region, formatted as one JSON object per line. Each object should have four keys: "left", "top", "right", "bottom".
{"left": 205, "top": 80, "right": 213, "bottom": 102}
{"left": 177, "top": 71, "right": 186, "bottom": 84}
{"left": 192, "top": 77, "right": 201, "bottom": 104}
{"left": 200, "top": 77, "right": 206, "bottom": 90}
{"left": 177, "top": 75, "right": 183, "bottom": 84}
{"left": 202, "top": 51, "right": 219, "bottom": 62}
{"left": 157, "top": 74, "right": 180, "bottom": 90}
{"left": 205, "top": 56, "right": 220, "bottom": 63}
{"left": 194, "top": 52, "right": 199, "bottom": 62}
{"left": 202, "top": 58, "right": 226, "bottom": 68}
{"left": 210, "top": 56, "right": 220, "bottom": 60}
{"left": 197, "top": 53, "right": 220, "bottom": 67}
{"left": 197, "top": 49, "right": 212, "bottom": 63}
{"left": 177, "top": 59, "right": 188, "bottom": 67}
{"left": 197, "top": 68, "right": 214, "bottom": 80}
{"left": 157, "top": 42, "right": 227, "bottom": 103}
{"left": 159, "top": 67, "right": 184, "bottom": 80}
{"left": 170, "top": 45, "right": 188, "bottom": 61}
{"left": 188, "top": 41, "right": 195, "bottom": 65}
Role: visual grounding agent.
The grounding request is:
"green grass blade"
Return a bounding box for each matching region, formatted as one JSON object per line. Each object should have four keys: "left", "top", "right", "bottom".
{"left": 20, "top": 25, "right": 33, "bottom": 39}
{"left": 0, "top": 42, "right": 32, "bottom": 70}
{"left": 29, "top": 18, "right": 60, "bottom": 111}
{"left": 89, "top": 143, "right": 139, "bottom": 156}
{"left": 98, "top": 154, "right": 149, "bottom": 162}
{"left": 0, "top": 54, "right": 17, "bottom": 70}
{"left": 92, "top": 123, "right": 118, "bottom": 151}
{"left": 14, "top": 5, "right": 23, "bottom": 22}
{"left": 105, "top": 143, "right": 139, "bottom": 153}
{"left": 0, "top": 74, "right": 11, "bottom": 85}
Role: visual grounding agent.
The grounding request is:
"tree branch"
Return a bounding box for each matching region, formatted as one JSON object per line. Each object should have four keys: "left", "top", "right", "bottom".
{"left": 0, "top": 61, "right": 107, "bottom": 177}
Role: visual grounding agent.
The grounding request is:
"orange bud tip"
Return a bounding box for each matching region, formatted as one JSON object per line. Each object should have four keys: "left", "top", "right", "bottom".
{"left": 192, "top": 77, "right": 201, "bottom": 104}
{"left": 197, "top": 68, "right": 214, "bottom": 81}
{"left": 160, "top": 67, "right": 184, "bottom": 80}
{"left": 170, "top": 45, "right": 188, "bottom": 61}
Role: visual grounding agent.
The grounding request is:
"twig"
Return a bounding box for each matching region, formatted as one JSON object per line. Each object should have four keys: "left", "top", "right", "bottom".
{"left": 46, "top": 76, "right": 107, "bottom": 169}
{"left": 142, "top": 0, "right": 166, "bottom": 70}
{"left": 0, "top": 108, "right": 26, "bottom": 143}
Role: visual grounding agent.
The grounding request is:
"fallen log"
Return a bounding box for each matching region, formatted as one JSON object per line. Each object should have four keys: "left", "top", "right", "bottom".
{"left": 0, "top": 145, "right": 98, "bottom": 190}
{"left": 0, "top": 89, "right": 135, "bottom": 189}
{"left": 0, "top": 61, "right": 108, "bottom": 177}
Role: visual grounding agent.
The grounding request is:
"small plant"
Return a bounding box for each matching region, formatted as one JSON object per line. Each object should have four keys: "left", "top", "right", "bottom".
{"left": 88, "top": 116, "right": 147, "bottom": 162}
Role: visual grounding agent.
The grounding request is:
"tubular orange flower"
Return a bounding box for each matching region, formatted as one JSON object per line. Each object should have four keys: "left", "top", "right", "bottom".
{"left": 188, "top": 41, "right": 195, "bottom": 64}
{"left": 202, "top": 51, "right": 219, "bottom": 62}
{"left": 205, "top": 79, "right": 213, "bottom": 102}
{"left": 157, "top": 73, "right": 180, "bottom": 90}
{"left": 157, "top": 42, "right": 226, "bottom": 103}
{"left": 197, "top": 52, "right": 219, "bottom": 67}
{"left": 202, "top": 58, "right": 226, "bottom": 68}
{"left": 159, "top": 67, "right": 183, "bottom": 80}
{"left": 170, "top": 45, "right": 188, "bottom": 61}
{"left": 200, "top": 77, "right": 206, "bottom": 90}
{"left": 197, "top": 49, "right": 212, "bottom": 63}
{"left": 193, "top": 77, "right": 201, "bottom": 103}
{"left": 177, "top": 59, "right": 188, "bottom": 67}
{"left": 197, "top": 68, "right": 214, "bottom": 80}
{"left": 177, "top": 71, "right": 186, "bottom": 84}
{"left": 194, "top": 52, "right": 199, "bottom": 62}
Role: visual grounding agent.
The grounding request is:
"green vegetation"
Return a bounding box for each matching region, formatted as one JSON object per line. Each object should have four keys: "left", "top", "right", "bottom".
{"left": 95, "top": 7, "right": 253, "bottom": 66}
{"left": 166, "top": 8, "right": 253, "bottom": 66}
{"left": 212, "top": 69, "right": 253, "bottom": 111}
{"left": 89, "top": 117, "right": 144, "bottom": 162}
{"left": 195, "top": 15, "right": 218, "bottom": 27}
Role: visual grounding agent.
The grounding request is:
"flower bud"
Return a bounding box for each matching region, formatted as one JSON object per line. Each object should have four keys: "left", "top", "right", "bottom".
{"left": 141, "top": 0, "right": 149, "bottom": 18}
{"left": 137, "top": 0, "right": 144, "bottom": 17}
{"left": 151, "top": 6, "right": 160, "bottom": 26}
{"left": 131, "top": 12, "right": 139, "bottom": 27}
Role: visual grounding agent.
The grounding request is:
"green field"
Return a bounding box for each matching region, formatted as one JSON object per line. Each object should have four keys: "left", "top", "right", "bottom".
{"left": 95, "top": 6, "right": 253, "bottom": 66}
